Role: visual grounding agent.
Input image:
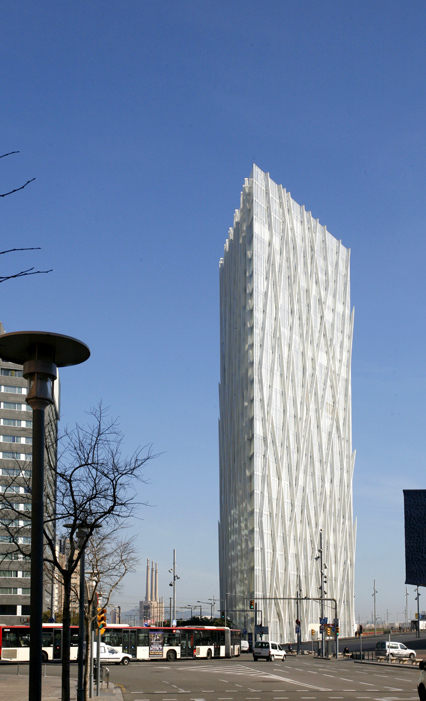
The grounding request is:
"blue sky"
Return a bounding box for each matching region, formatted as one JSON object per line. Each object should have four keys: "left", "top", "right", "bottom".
{"left": 1, "top": 1, "right": 425, "bottom": 625}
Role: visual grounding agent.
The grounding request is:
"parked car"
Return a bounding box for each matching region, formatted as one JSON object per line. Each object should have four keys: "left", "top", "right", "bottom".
{"left": 253, "top": 640, "right": 286, "bottom": 661}
{"left": 241, "top": 640, "right": 250, "bottom": 652}
{"left": 375, "top": 641, "right": 416, "bottom": 659}
{"left": 93, "top": 642, "right": 132, "bottom": 665}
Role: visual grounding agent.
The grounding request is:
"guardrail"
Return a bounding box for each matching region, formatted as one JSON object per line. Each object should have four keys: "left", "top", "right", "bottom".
{"left": 351, "top": 650, "right": 419, "bottom": 665}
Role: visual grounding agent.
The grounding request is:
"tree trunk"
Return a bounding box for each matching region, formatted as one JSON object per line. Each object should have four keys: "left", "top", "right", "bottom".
{"left": 61, "top": 576, "right": 72, "bottom": 701}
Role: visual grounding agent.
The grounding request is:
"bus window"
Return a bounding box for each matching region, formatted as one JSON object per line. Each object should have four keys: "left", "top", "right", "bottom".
{"left": 137, "top": 630, "right": 149, "bottom": 647}
{"left": 41, "top": 631, "right": 53, "bottom": 648}
{"left": 103, "top": 629, "right": 123, "bottom": 648}
{"left": 3, "top": 629, "right": 30, "bottom": 648}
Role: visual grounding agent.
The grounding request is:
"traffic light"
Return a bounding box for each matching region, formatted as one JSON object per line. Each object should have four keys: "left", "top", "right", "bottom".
{"left": 311, "top": 629, "right": 315, "bottom": 637}
{"left": 325, "top": 626, "right": 331, "bottom": 636}
{"left": 221, "top": 610, "right": 225, "bottom": 620}
{"left": 97, "top": 607, "right": 107, "bottom": 634}
{"left": 336, "top": 626, "right": 340, "bottom": 636}
{"left": 249, "top": 599, "right": 255, "bottom": 610}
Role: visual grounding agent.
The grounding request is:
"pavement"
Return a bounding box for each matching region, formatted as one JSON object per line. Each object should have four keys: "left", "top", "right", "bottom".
{"left": 0, "top": 671, "right": 123, "bottom": 700}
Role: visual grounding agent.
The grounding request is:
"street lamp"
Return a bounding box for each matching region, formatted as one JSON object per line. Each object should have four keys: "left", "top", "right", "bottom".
{"left": 197, "top": 600, "right": 215, "bottom": 618}
{"left": 183, "top": 604, "right": 193, "bottom": 619}
{"left": 168, "top": 548, "right": 180, "bottom": 623}
{"left": 0, "top": 331, "right": 89, "bottom": 701}
{"left": 315, "top": 530, "right": 327, "bottom": 657}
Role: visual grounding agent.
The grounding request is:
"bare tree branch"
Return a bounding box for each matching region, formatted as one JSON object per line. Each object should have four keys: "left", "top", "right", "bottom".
{"left": 0, "top": 177, "right": 36, "bottom": 198}
{"left": 0, "top": 151, "right": 35, "bottom": 197}
{"left": 0, "top": 151, "right": 20, "bottom": 159}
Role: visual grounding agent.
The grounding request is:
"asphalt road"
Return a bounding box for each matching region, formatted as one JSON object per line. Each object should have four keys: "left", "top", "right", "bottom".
{"left": 102, "top": 654, "right": 422, "bottom": 701}
{"left": 2, "top": 633, "right": 425, "bottom": 701}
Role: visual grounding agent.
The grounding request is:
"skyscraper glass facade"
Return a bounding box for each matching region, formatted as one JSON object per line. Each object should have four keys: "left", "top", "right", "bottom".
{"left": 219, "top": 165, "right": 356, "bottom": 641}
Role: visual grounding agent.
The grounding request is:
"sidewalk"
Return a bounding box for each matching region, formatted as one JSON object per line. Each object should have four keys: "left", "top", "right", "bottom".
{"left": 0, "top": 673, "right": 123, "bottom": 701}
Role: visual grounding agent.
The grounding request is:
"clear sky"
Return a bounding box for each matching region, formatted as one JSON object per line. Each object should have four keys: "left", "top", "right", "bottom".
{"left": 1, "top": 1, "right": 425, "bottom": 626}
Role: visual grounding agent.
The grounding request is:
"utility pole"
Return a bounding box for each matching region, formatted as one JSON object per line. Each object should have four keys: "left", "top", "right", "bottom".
{"left": 405, "top": 588, "right": 409, "bottom": 630}
{"left": 168, "top": 549, "right": 180, "bottom": 623}
{"left": 416, "top": 587, "right": 421, "bottom": 638}
{"left": 316, "top": 530, "right": 327, "bottom": 657}
{"left": 372, "top": 581, "right": 378, "bottom": 635}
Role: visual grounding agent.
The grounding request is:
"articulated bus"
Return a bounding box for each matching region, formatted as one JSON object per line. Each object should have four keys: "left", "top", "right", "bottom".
{"left": 0, "top": 624, "right": 241, "bottom": 662}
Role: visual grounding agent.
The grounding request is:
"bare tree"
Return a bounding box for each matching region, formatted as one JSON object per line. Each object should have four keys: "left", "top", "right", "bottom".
{"left": 0, "top": 151, "right": 52, "bottom": 280}
{"left": 43, "top": 405, "right": 155, "bottom": 701}
{"left": 82, "top": 530, "right": 139, "bottom": 699}
{"left": 0, "top": 405, "right": 155, "bottom": 701}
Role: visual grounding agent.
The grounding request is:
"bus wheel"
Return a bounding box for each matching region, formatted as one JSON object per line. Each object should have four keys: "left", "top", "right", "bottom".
{"left": 206, "top": 649, "right": 212, "bottom": 660}
{"left": 41, "top": 651, "right": 48, "bottom": 663}
{"left": 167, "top": 650, "right": 177, "bottom": 662}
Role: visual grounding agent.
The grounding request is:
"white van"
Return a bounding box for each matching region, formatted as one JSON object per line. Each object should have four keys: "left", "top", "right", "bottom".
{"left": 375, "top": 641, "right": 416, "bottom": 660}
{"left": 253, "top": 640, "right": 286, "bottom": 661}
{"left": 93, "top": 642, "right": 131, "bottom": 665}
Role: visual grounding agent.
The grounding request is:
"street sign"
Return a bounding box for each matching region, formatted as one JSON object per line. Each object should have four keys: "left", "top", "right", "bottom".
{"left": 320, "top": 617, "right": 328, "bottom": 625}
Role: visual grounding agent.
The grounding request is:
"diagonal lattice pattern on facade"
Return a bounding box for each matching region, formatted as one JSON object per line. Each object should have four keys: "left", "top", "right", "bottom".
{"left": 219, "top": 165, "right": 356, "bottom": 642}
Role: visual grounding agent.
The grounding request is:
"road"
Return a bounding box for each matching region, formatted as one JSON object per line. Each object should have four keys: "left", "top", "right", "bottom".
{"left": 2, "top": 632, "right": 424, "bottom": 701}
{"left": 101, "top": 654, "right": 421, "bottom": 701}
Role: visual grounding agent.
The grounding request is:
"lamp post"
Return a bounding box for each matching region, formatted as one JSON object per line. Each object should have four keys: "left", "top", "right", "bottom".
{"left": 0, "top": 331, "right": 89, "bottom": 701}
{"left": 316, "top": 530, "right": 327, "bottom": 657}
{"left": 208, "top": 596, "right": 217, "bottom": 617}
{"left": 183, "top": 604, "right": 193, "bottom": 619}
{"left": 197, "top": 600, "right": 215, "bottom": 618}
{"left": 168, "top": 549, "right": 180, "bottom": 623}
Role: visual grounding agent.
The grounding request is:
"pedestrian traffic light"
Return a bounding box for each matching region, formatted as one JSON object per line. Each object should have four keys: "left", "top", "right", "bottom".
{"left": 97, "top": 607, "right": 107, "bottom": 634}
{"left": 249, "top": 599, "right": 255, "bottom": 610}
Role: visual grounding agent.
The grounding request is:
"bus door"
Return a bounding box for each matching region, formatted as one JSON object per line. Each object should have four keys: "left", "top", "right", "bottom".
{"left": 53, "top": 629, "right": 62, "bottom": 660}
{"left": 122, "top": 629, "right": 137, "bottom": 658}
{"left": 213, "top": 630, "right": 221, "bottom": 657}
{"left": 180, "top": 631, "right": 193, "bottom": 658}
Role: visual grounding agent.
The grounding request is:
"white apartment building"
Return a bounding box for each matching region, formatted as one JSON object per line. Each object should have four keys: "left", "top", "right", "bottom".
{"left": 0, "top": 322, "right": 59, "bottom": 624}
{"left": 219, "top": 166, "right": 356, "bottom": 642}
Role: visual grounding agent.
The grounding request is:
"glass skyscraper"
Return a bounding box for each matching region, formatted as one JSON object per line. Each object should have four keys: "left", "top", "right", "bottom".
{"left": 219, "top": 165, "right": 356, "bottom": 642}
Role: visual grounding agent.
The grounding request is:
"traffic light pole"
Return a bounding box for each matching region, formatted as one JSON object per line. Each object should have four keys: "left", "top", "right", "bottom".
{"left": 247, "top": 596, "right": 339, "bottom": 658}
{"left": 96, "top": 628, "right": 101, "bottom": 697}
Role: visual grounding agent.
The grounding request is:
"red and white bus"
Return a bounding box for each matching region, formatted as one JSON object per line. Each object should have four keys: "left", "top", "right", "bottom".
{"left": 0, "top": 624, "right": 241, "bottom": 662}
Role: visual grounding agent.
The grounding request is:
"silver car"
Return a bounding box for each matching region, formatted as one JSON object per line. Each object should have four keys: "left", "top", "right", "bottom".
{"left": 375, "top": 641, "right": 416, "bottom": 659}
{"left": 253, "top": 641, "right": 286, "bottom": 661}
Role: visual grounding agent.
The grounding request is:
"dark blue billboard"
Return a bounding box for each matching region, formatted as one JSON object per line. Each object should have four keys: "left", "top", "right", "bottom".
{"left": 404, "top": 490, "right": 426, "bottom": 586}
